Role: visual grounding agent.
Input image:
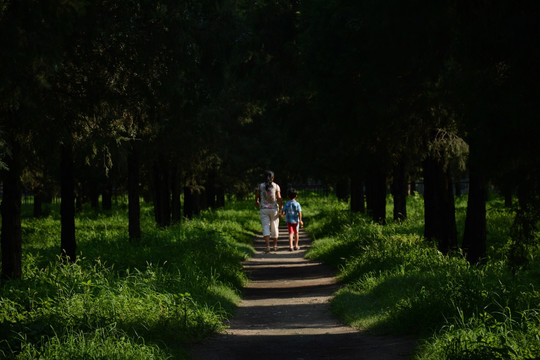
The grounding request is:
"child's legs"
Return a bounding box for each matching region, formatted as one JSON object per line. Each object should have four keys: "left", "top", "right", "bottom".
{"left": 289, "top": 232, "right": 294, "bottom": 248}
{"left": 287, "top": 223, "right": 298, "bottom": 248}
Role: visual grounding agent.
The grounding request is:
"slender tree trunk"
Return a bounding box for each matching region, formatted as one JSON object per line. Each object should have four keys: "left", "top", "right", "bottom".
{"left": 43, "top": 192, "right": 53, "bottom": 215}
{"left": 194, "top": 189, "right": 203, "bottom": 214}
{"left": 128, "top": 142, "right": 141, "bottom": 241}
{"left": 423, "top": 157, "right": 457, "bottom": 253}
{"left": 410, "top": 179, "right": 417, "bottom": 194}
{"left": 365, "top": 164, "right": 387, "bottom": 224}
{"left": 171, "top": 164, "right": 181, "bottom": 224}
{"left": 102, "top": 183, "right": 112, "bottom": 211}
{"left": 423, "top": 159, "right": 439, "bottom": 240}
{"left": 152, "top": 160, "right": 162, "bottom": 225}
{"left": 350, "top": 174, "right": 365, "bottom": 213}
{"left": 509, "top": 178, "right": 538, "bottom": 269}
{"left": 162, "top": 157, "right": 171, "bottom": 225}
{"left": 60, "top": 142, "right": 76, "bottom": 261}
{"left": 216, "top": 186, "right": 225, "bottom": 208}
{"left": 371, "top": 169, "right": 387, "bottom": 225}
{"left": 365, "top": 174, "right": 374, "bottom": 214}
{"left": 445, "top": 170, "right": 458, "bottom": 250}
{"left": 503, "top": 186, "right": 513, "bottom": 208}
{"left": 1, "top": 138, "right": 22, "bottom": 279}
{"left": 157, "top": 156, "right": 171, "bottom": 227}
{"left": 455, "top": 180, "right": 462, "bottom": 196}
{"left": 206, "top": 171, "right": 217, "bottom": 209}
{"left": 75, "top": 193, "right": 83, "bottom": 212}
{"left": 152, "top": 156, "right": 170, "bottom": 227}
{"left": 392, "top": 162, "right": 407, "bottom": 221}
{"left": 335, "top": 178, "right": 349, "bottom": 202}
{"left": 89, "top": 195, "right": 99, "bottom": 210}
{"left": 184, "top": 185, "right": 194, "bottom": 220}
{"left": 462, "top": 166, "right": 487, "bottom": 264}
{"left": 33, "top": 191, "right": 43, "bottom": 218}
{"left": 89, "top": 185, "right": 99, "bottom": 210}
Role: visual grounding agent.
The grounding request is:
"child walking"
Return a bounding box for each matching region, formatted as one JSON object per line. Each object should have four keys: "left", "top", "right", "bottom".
{"left": 281, "top": 188, "right": 304, "bottom": 251}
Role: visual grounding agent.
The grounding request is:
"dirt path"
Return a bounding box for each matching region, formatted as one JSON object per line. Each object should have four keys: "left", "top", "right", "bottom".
{"left": 189, "top": 227, "right": 416, "bottom": 359}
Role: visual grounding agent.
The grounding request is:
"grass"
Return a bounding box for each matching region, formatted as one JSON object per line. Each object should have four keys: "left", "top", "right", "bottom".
{"left": 302, "top": 192, "right": 540, "bottom": 360}
{"left": 3, "top": 192, "right": 539, "bottom": 359}
{"left": 1, "top": 199, "right": 260, "bottom": 359}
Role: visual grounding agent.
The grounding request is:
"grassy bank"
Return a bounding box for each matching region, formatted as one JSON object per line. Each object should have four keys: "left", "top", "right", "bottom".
{"left": 302, "top": 193, "right": 540, "bottom": 360}
{"left": 1, "top": 200, "right": 259, "bottom": 359}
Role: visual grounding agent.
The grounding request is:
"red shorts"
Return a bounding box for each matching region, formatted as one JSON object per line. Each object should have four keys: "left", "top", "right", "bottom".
{"left": 287, "top": 223, "right": 299, "bottom": 234}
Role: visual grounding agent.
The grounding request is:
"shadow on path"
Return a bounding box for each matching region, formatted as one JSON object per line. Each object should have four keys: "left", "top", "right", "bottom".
{"left": 189, "top": 227, "right": 416, "bottom": 359}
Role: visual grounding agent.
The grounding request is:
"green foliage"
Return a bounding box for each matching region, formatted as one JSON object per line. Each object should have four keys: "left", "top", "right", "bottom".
{"left": 15, "top": 326, "right": 169, "bottom": 360}
{"left": 304, "top": 195, "right": 540, "bottom": 359}
{"left": 0, "top": 200, "right": 258, "bottom": 359}
{"left": 418, "top": 308, "right": 540, "bottom": 360}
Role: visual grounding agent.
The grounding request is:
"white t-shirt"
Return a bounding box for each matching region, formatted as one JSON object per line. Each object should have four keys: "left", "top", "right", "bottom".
{"left": 259, "top": 182, "right": 280, "bottom": 210}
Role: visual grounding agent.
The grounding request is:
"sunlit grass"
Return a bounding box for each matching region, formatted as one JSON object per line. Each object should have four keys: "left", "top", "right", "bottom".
{"left": 304, "top": 193, "right": 540, "bottom": 359}
{"left": 1, "top": 199, "right": 258, "bottom": 359}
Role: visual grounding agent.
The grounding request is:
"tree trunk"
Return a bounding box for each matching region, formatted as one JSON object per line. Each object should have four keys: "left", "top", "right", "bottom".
{"left": 194, "top": 189, "right": 203, "bottom": 215}
{"left": 60, "top": 142, "right": 76, "bottom": 261}
{"left": 371, "top": 169, "right": 387, "bottom": 224}
{"left": 171, "top": 164, "right": 181, "bottom": 224}
{"left": 365, "top": 166, "right": 387, "bottom": 224}
{"left": 410, "top": 179, "right": 417, "bottom": 194}
{"left": 162, "top": 158, "right": 171, "bottom": 225}
{"left": 89, "top": 187, "right": 99, "bottom": 210}
{"left": 350, "top": 174, "right": 365, "bottom": 213}
{"left": 128, "top": 142, "right": 141, "bottom": 241}
{"left": 462, "top": 167, "right": 487, "bottom": 264}
{"left": 216, "top": 186, "right": 225, "bottom": 208}
{"left": 216, "top": 185, "right": 225, "bottom": 208}
{"left": 102, "top": 184, "right": 112, "bottom": 211}
{"left": 206, "top": 172, "right": 217, "bottom": 209}
{"left": 75, "top": 193, "right": 83, "bottom": 212}
{"left": 183, "top": 185, "right": 194, "bottom": 220}
{"left": 423, "top": 159, "right": 439, "bottom": 240}
{"left": 152, "top": 156, "right": 170, "bottom": 227}
{"left": 1, "top": 139, "right": 22, "bottom": 279}
{"left": 335, "top": 178, "right": 349, "bottom": 201}
{"left": 365, "top": 174, "right": 374, "bottom": 213}
{"left": 503, "top": 186, "right": 513, "bottom": 208}
{"left": 392, "top": 162, "right": 407, "bottom": 221}
{"left": 152, "top": 160, "right": 162, "bottom": 225}
{"left": 33, "top": 191, "right": 43, "bottom": 218}
{"left": 508, "top": 178, "right": 538, "bottom": 269}
{"left": 455, "top": 180, "right": 462, "bottom": 196}
{"left": 423, "top": 157, "right": 457, "bottom": 253}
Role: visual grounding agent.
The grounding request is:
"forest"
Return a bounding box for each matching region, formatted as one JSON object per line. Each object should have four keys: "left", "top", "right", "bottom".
{"left": 1, "top": 0, "right": 540, "bottom": 359}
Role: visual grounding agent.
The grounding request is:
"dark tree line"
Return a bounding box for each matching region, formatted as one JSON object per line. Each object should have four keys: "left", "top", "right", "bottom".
{"left": 2, "top": 0, "right": 540, "bottom": 279}
{"left": 296, "top": 0, "right": 540, "bottom": 266}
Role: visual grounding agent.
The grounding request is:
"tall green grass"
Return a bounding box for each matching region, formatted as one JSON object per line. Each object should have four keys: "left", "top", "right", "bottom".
{"left": 303, "top": 193, "right": 540, "bottom": 360}
{"left": 1, "top": 200, "right": 259, "bottom": 359}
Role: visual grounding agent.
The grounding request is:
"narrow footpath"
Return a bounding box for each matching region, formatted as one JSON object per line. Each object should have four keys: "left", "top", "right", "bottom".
{"left": 190, "top": 227, "right": 416, "bottom": 360}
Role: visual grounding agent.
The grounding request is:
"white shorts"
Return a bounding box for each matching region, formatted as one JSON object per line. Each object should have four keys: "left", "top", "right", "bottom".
{"left": 259, "top": 208, "right": 279, "bottom": 238}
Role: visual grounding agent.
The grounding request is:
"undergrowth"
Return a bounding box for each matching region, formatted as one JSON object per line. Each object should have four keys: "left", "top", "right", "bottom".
{"left": 303, "top": 193, "right": 540, "bottom": 360}
{"left": 1, "top": 199, "right": 259, "bottom": 359}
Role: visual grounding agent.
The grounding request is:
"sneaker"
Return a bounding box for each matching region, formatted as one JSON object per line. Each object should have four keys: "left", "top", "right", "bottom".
{"left": 264, "top": 247, "right": 270, "bottom": 253}
{"left": 289, "top": 247, "right": 293, "bottom": 251}
{"left": 273, "top": 246, "right": 278, "bottom": 251}
{"left": 294, "top": 246, "right": 300, "bottom": 250}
